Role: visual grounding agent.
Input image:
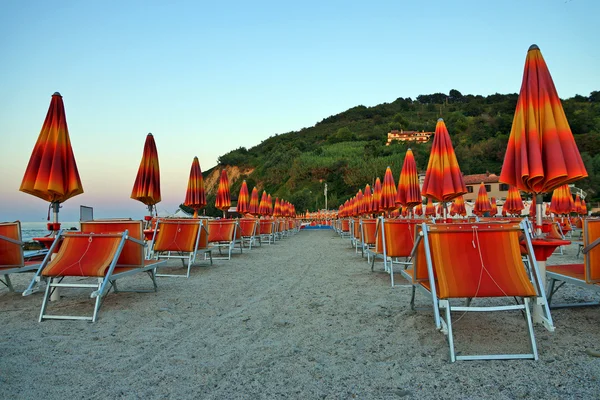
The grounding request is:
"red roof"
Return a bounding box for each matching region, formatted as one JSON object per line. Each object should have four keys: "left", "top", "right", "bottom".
{"left": 463, "top": 173, "right": 500, "bottom": 185}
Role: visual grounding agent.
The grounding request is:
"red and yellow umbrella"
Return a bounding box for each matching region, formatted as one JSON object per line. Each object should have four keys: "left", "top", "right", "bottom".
{"left": 236, "top": 180, "right": 249, "bottom": 215}
{"left": 396, "top": 148, "right": 422, "bottom": 209}
{"left": 549, "top": 184, "right": 574, "bottom": 216}
{"left": 580, "top": 199, "right": 588, "bottom": 216}
{"left": 267, "top": 194, "right": 273, "bottom": 216}
{"left": 215, "top": 169, "right": 231, "bottom": 216}
{"left": 473, "top": 183, "right": 492, "bottom": 216}
{"left": 20, "top": 92, "right": 84, "bottom": 228}
{"left": 413, "top": 201, "right": 423, "bottom": 217}
{"left": 422, "top": 118, "right": 467, "bottom": 203}
{"left": 503, "top": 185, "right": 524, "bottom": 215}
{"left": 574, "top": 194, "right": 582, "bottom": 215}
{"left": 131, "top": 133, "right": 161, "bottom": 216}
{"left": 490, "top": 197, "right": 498, "bottom": 216}
{"left": 258, "top": 190, "right": 269, "bottom": 216}
{"left": 183, "top": 156, "right": 206, "bottom": 217}
{"left": 436, "top": 201, "right": 446, "bottom": 218}
{"left": 425, "top": 197, "right": 435, "bottom": 217}
{"left": 248, "top": 187, "right": 260, "bottom": 215}
{"left": 372, "top": 177, "right": 382, "bottom": 214}
{"left": 380, "top": 167, "right": 397, "bottom": 212}
{"left": 453, "top": 195, "right": 467, "bottom": 217}
{"left": 500, "top": 45, "right": 587, "bottom": 195}
{"left": 363, "top": 184, "right": 373, "bottom": 215}
{"left": 273, "top": 198, "right": 282, "bottom": 217}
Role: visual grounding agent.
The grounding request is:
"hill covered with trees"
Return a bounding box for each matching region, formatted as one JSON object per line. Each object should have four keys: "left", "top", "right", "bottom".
{"left": 198, "top": 90, "right": 600, "bottom": 216}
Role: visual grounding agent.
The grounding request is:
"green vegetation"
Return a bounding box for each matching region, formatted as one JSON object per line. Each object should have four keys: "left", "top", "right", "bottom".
{"left": 208, "top": 90, "right": 600, "bottom": 213}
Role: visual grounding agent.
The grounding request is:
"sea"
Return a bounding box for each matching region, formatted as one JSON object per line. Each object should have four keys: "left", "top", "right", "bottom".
{"left": 21, "top": 221, "right": 80, "bottom": 243}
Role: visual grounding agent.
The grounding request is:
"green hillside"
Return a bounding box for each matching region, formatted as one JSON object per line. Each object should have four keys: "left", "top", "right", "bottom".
{"left": 202, "top": 90, "right": 600, "bottom": 215}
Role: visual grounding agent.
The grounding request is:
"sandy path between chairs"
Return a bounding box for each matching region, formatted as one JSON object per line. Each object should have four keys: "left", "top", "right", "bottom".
{"left": 1, "top": 229, "right": 599, "bottom": 399}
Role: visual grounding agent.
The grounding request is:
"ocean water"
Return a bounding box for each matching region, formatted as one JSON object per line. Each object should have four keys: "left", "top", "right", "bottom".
{"left": 20, "top": 221, "right": 80, "bottom": 242}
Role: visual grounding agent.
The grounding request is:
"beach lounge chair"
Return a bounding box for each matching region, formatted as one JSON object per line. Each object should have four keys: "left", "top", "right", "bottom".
{"left": 239, "top": 218, "right": 260, "bottom": 249}
{"left": 547, "top": 218, "right": 600, "bottom": 308}
{"left": 351, "top": 218, "right": 361, "bottom": 252}
{"left": 259, "top": 219, "right": 276, "bottom": 245}
{"left": 360, "top": 218, "right": 377, "bottom": 262}
{"left": 148, "top": 218, "right": 212, "bottom": 278}
{"left": 208, "top": 219, "right": 242, "bottom": 260}
{"left": 0, "top": 221, "right": 42, "bottom": 292}
{"left": 404, "top": 221, "right": 552, "bottom": 362}
{"left": 23, "top": 220, "right": 165, "bottom": 322}
{"left": 340, "top": 219, "right": 351, "bottom": 239}
{"left": 371, "top": 217, "right": 418, "bottom": 287}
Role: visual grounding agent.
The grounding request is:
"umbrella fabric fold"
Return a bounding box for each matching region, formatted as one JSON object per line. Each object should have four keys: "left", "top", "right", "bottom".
{"left": 421, "top": 119, "right": 467, "bottom": 202}
{"left": 236, "top": 180, "right": 249, "bottom": 214}
{"left": 549, "top": 184, "right": 574, "bottom": 216}
{"left": 396, "top": 148, "right": 422, "bottom": 209}
{"left": 504, "top": 185, "right": 525, "bottom": 215}
{"left": 20, "top": 92, "right": 84, "bottom": 208}
{"left": 372, "top": 178, "right": 382, "bottom": 215}
{"left": 380, "top": 167, "right": 398, "bottom": 212}
{"left": 425, "top": 197, "right": 435, "bottom": 217}
{"left": 473, "top": 183, "right": 492, "bottom": 216}
{"left": 258, "top": 191, "right": 269, "bottom": 216}
{"left": 363, "top": 184, "right": 373, "bottom": 215}
{"left": 215, "top": 169, "right": 231, "bottom": 213}
{"left": 183, "top": 156, "right": 206, "bottom": 217}
{"left": 248, "top": 187, "right": 260, "bottom": 215}
{"left": 500, "top": 45, "right": 587, "bottom": 195}
{"left": 131, "top": 133, "right": 161, "bottom": 213}
{"left": 490, "top": 197, "right": 498, "bottom": 216}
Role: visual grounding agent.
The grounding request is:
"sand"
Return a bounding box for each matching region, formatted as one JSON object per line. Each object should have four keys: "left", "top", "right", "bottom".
{"left": 1, "top": 229, "right": 599, "bottom": 399}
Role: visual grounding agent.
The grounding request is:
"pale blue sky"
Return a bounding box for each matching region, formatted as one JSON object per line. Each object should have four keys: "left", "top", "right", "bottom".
{"left": 1, "top": 0, "right": 598, "bottom": 221}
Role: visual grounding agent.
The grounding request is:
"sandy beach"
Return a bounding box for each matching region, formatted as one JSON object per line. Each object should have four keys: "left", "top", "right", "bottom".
{"left": 1, "top": 228, "right": 599, "bottom": 399}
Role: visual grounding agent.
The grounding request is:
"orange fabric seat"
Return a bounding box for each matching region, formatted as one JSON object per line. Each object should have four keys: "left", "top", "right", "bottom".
{"left": 0, "top": 221, "right": 42, "bottom": 292}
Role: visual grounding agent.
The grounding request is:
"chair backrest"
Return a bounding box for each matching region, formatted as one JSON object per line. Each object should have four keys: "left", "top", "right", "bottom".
{"left": 260, "top": 219, "right": 274, "bottom": 234}
{"left": 360, "top": 219, "right": 377, "bottom": 245}
{"left": 341, "top": 219, "right": 350, "bottom": 232}
{"left": 352, "top": 218, "right": 361, "bottom": 239}
{"left": 80, "top": 220, "right": 144, "bottom": 267}
{"left": 546, "top": 222, "right": 564, "bottom": 240}
{"left": 239, "top": 218, "right": 258, "bottom": 237}
{"left": 0, "top": 221, "right": 24, "bottom": 267}
{"left": 152, "top": 219, "right": 202, "bottom": 253}
{"left": 208, "top": 219, "right": 236, "bottom": 242}
{"left": 583, "top": 219, "right": 600, "bottom": 283}
{"left": 421, "top": 223, "right": 536, "bottom": 299}
{"left": 375, "top": 219, "right": 418, "bottom": 258}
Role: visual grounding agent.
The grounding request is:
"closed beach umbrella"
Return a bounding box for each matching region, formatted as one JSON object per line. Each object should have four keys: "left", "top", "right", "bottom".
{"left": 258, "top": 191, "right": 269, "bottom": 216}
{"left": 183, "top": 156, "right": 206, "bottom": 217}
{"left": 248, "top": 187, "right": 260, "bottom": 215}
{"left": 504, "top": 185, "right": 524, "bottom": 215}
{"left": 473, "top": 183, "right": 492, "bottom": 216}
{"left": 413, "top": 201, "right": 423, "bottom": 217}
{"left": 574, "top": 194, "right": 582, "bottom": 215}
{"left": 454, "top": 195, "right": 467, "bottom": 217}
{"left": 396, "top": 148, "right": 422, "bottom": 210}
{"left": 549, "top": 184, "right": 574, "bottom": 216}
{"left": 363, "top": 184, "right": 373, "bottom": 215}
{"left": 356, "top": 189, "right": 364, "bottom": 215}
{"left": 273, "top": 198, "right": 282, "bottom": 217}
{"left": 131, "top": 133, "right": 161, "bottom": 217}
{"left": 372, "top": 177, "right": 382, "bottom": 214}
{"left": 20, "top": 92, "right": 83, "bottom": 229}
{"left": 215, "top": 169, "right": 231, "bottom": 216}
{"left": 236, "top": 180, "right": 249, "bottom": 215}
{"left": 267, "top": 194, "right": 273, "bottom": 216}
{"left": 490, "top": 197, "right": 498, "bottom": 216}
{"left": 425, "top": 197, "right": 435, "bottom": 217}
{"left": 500, "top": 45, "right": 587, "bottom": 229}
{"left": 580, "top": 199, "right": 587, "bottom": 216}
{"left": 422, "top": 118, "right": 467, "bottom": 203}
{"left": 380, "top": 167, "right": 397, "bottom": 213}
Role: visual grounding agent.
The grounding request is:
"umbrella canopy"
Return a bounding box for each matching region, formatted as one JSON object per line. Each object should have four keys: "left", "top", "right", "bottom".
{"left": 273, "top": 198, "right": 282, "bottom": 217}
{"left": 414, "top": 201, "right": 423, "bottom": 216}
{"left": 372, "top": 177, "right": 383, "bottom": 214}
{"left": 453, "top": 195, "right": 467, "bottom": 217}
{"left": 490, "top": 197, "right": 498, "bottom": 216}
{"left": 183, "top": 156, "right": 206, "bottom": 217}
{"left": 363, "top": 184, "right": 373, "bottom": 215}
{"left": 258, "top": 191, "right": 269, "bottom": 216}
{"left": 396, "top": 148, "right": 422, "bottom": 209}
{"left": 473, "top": 183, "right": 492, "bottom": 215}
{"left": 248, "top": 187, "right": 260, "bottom": 215}
{"left": 580, "top": 199, "right": 588, "bottom": 216}
{"left": 380, "top": 166, "right": 398, "bottom": 212}
{"left": 236, "top": 180, "right": 249, "bottom": 214}
{"left": 425, "top": 197, "right": 435, "bottom": 216}
{"left": 267, "top": 194, "right": 273, "bottom": 216}
{"left": 574, "top": 194, "right": 582, "bottom": 215}
{"left": 131, "top": 133, "right": 161, "bottom": 214}
{"left": 20, "top": 92, "right": 84, "bottom": 225}
{"left": 421, "top": 118, "right": 467, "bottom": 202}
{"left": 215, "top": 169, "right": 231, "bottom": 213}
{"left": 504, "top": 185, "right": 525, "bottom": 215}
{"left": 436, "top": 202, "right": 447, "bottom": 218}
{"left": 500, "top": 45, "right": 587, "bottom": 195}
{"left": 549, "top": 184, "right": 574, "bottom": 216}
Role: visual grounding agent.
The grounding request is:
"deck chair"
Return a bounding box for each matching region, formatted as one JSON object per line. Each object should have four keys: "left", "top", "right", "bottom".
{"left": 371, "top": 217, "right": 418, "bottom": 287}
{"left": 547, "top": 218, "right": 600, "bottom": 308}
{"left": 259, "top": 219, "right": 276, "bottom": 245}
{"left": 0, "top": 221, "right": 43, "bottom": 292}
{"left": 360, "top": 218, "right": 377, "bottom": 262}
{"left": 208, "top": 219, "right": 242, "bottom": 260}
{"left": 148, "top": 218, "right": 212, "bottom": 278}
{"left": 546, "top": 221, "right": 566, "bottom": 255}
{"left": 404, "top": 221, "right": 552, "bottom": 361}
{"left": 239, "top": 218, "right": 260, "bottom": 249}
{"left": 23, "top": 220, "right": 165, "bottom": 322}
{"left": 340, "top": 219, "right": 351, "bottom": 239}
{"left": 351, "top": 218, "right": 361, "bottom": 252}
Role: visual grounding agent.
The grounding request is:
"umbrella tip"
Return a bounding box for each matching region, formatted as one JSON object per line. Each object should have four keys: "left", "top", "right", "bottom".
{"left": 148, "top": 132, "right": 153, "bottom": 136}
{"left": 52, "top": 92, "right": 61, "bottom": 97}
{"left": 528, "top": 44, "right": 539, "bottom": 51}
{"left": 437, "top": 118, "right": 444, "bottom": 122}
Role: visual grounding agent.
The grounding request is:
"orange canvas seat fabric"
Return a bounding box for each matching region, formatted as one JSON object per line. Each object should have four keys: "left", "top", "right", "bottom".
{"left": 153, "top": 220, "right": 200, "bottom": 253}
{"left": 239, "top": 218, "right": 258, "bottom": 237}
{"left": 353, "top": 218, "right": 360, "bottom": 238}
{"left": 208, "top": 220, "right": 236, "bottom": 242}
{"left": 426, "top": 224, "right": 536, "bottom": 299}
{"left": 583, "top": 219, "right": 600, "bottom": 283}
{"left": 361, "top": 219, "right": 377, "bottom": 245}
{"left": 341, "top": 219, "right": 350, "bottom": 232}
{"left": 546, "top": 264, "right": 585, "bottom": 281}
{"left": 375, "top": 219, "right": 417, "bottom": 258}
{"left": 80, "top": 221, "right": 144, "bottom": 267}
{"left": 259, "top": 220, "right": 274, "bottom": 234}
{"left": 0, "top": 222, "right": 24, "bottom": 268}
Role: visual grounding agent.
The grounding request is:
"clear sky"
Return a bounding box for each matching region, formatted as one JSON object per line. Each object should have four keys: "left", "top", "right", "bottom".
{"left": 1, "top": 0, "right": 598, "bottom": 222}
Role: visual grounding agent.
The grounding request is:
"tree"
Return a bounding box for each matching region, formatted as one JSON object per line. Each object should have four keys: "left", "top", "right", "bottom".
{"left": 449, "top": 89, "right": 463, "bottom": 103}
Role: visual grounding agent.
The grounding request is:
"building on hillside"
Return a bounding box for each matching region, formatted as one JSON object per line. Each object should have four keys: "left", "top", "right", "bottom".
{"left": 386, "top": 130, "right": 433, "bottom": 146}
{"left": 462, "top": 172, "right": 510, "bottom": 202}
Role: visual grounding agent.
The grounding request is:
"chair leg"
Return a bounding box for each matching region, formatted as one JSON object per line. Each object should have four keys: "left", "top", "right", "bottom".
{"left": 410, "top": 286, "right": 416, "bottom": 310}
{"left": 390, "top": 261, "right": 395, "bottom": 287}
{"left": 38, "top": 278, "right": 53, "bottom": 322}
{"left": 1, "top": 275, "right": 14, "bottom": 292}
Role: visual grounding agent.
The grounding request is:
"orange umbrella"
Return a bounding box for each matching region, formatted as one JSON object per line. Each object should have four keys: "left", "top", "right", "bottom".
{"left": 490, "top": 197, "right": 498, "bottom": 216}
{"left": 236, "top": 180, "right": 249, "bottom": 215}
{"left": 425, "top": 197, "right": 435, "bottom": 217}
{"left": 267, "top": 194, "right": 273, "bottom": 216}
{"left": 574, "top": 194, "right": 582, "bottom": 215}
{"left": 380, "top": 167, "right": 398, "bottom": 213}
{"left": 248, "top": 187, "right": 260, "bottom": 215}
{"left": 273, "top": 198, "right": 282, "bottom": 217}
{"left": 258, "top": 191, "right": 269, "bottom": 216}
{"left": 396, "top": 148, "right": 422, "bottom": 209}
{"left": 363, "top": 184, "right": 373, "bottom": 215}
{"left": 413, "top": 201, "right": 423, "bottom": 217}
{"left": 473, "top": 183, "right": 492, "bottom": 216}
{"left": 503, "top": 185, "right": 524, "bottom": 215}
{"left": 183, "top": 156, "right": 206, "bottom": 217}
{"left": 422, "top": 118, "right": 467, "bottom": 203}
{"left": 581, "top": 199, "right": 588, "bottom": 216}
{"left": 372, "top": 177, "right": 382, "bottom": 214}
{"left": 131, "top": 133, "right": 161, "bottom": 216}
{"left": 215, "top": 169, "right": 231, "bottom": 216}
{"left": 356, "top": 189, "right": 364, "bottom": 215}
{"left": 529, "top": 196, "right": 537, "bottom": 218}
{"left": 436, "top": 202, "right": 446, "bottom": 218}
{"left": 20, "top": 92, "right": 83, "bottom": 229}
{"left": 453, "top": 195, "right": 467, "bottom": 217}
{"left": 549, "top": 184, "right": 574, "bottom": 216}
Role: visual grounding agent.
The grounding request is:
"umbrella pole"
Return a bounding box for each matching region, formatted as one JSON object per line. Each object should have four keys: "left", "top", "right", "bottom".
{"left": 50, "top": 201, "right": 61, "bottom": 302}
